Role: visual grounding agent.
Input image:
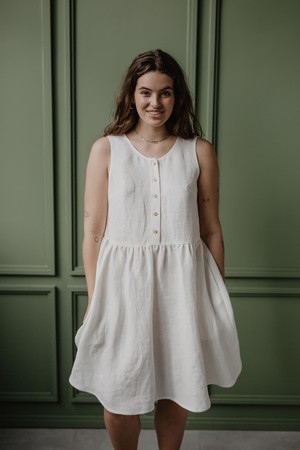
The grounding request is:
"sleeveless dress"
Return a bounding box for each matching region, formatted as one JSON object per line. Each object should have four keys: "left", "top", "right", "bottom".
{"left": 69, "top": 135, "right": 242, "bottom": 414}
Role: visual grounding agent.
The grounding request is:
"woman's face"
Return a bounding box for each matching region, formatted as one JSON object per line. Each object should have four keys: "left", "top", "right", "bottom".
{"left": 133, "top": 71, "right": 175, "bottom": 129}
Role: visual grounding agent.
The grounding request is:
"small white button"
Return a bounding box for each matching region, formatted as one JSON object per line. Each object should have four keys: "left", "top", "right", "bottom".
{"left": 153, "top": 229, "right": 158, "bottom": 234}
{"left": 152, "top": 161, "right": 157, "bottom": 165}
{"left": 153, "top": 212, "right": 158, "bottom": 216}
{"left": 153, "top": 193, "right": 158, "bottom": 198}
{"left": 153, "top": 177, "right": 158, "bottom": 182}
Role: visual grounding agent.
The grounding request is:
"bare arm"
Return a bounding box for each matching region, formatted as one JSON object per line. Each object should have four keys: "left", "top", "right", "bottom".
{"left": 82, "top": 137, "right": 110, "bottom": 319}
{"left": 196, "top": 138, "right": 225, "bottom": 279}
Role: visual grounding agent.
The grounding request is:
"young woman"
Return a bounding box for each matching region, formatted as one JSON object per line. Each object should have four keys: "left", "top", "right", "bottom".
{"left": 69, "top": 49, "right": 242, "bottom": 450}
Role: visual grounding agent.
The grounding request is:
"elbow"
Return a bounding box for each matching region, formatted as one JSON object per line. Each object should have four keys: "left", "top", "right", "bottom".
{"left": 83, "top": 217, "right": 106, "bottom": 241}
{"left": 200, "top": 222, "right": 223, "bottom": 241}
{"left": 83, "top": 229, "right": 105, "bottom": 244}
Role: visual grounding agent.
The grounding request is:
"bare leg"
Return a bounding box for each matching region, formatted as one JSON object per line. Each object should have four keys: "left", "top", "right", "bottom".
{"left": 104, "top": 408, "right": 141, "bottom": 450}
{"left": 155, "top": 400, "right": 188, "bottom": 450}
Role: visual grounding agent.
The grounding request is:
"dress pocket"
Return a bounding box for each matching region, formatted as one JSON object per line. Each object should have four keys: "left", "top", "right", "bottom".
{"left": 202, "top": 240, "right": 223, "bottom": 289}
{"left": 74, "top": 323, "right": 84, "bottom": 348}
{"left": 74, "top": 313, "right": 89, "bottom": 348}
{"left": 201, "top": 239, "right": 236, "bottom": 328}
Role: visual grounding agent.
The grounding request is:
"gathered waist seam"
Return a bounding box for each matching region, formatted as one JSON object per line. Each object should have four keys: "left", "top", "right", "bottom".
{"left": 101, "top": 235, "right": 201, "bottom": 249}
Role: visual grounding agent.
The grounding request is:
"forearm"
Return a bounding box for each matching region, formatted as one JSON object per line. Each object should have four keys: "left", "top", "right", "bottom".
{"left": 201, "top": 227, "right": 225, "bottom": 279}
{"left": 82, "top": 232, "right": 103, "bottom": 303}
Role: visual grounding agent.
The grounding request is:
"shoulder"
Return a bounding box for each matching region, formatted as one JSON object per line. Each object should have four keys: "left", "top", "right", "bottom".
{"left": 90, "top": 136, "right": 110, "bottom": 157}
{"left": 87, "top": 136, "right": 110, "bottom": 173}
{"left": 196, "top": 137, "right": 219, "bottom": 172}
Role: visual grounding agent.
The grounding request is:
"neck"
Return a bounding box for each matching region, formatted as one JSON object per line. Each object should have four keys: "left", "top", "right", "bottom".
{"left": 135, "top": 125, "right": 169, "bottom": 142}
{"left": 135, "top": 129, "right": 170, "bottom": 144}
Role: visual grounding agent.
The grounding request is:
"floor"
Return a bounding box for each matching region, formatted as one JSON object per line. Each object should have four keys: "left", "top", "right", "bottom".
{"left": 0, "top": 429, "right": 299, "bottom": 450}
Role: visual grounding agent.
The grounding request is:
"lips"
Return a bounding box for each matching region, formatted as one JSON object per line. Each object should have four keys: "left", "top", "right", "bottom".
{"left": 147, "top": 110, "right": 163, "bottom": 118}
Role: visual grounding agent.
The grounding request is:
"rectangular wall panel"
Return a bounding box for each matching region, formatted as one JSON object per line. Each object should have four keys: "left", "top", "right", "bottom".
{"left": 215, "top": 0, "right": 300, "bottom": 277}
{"left": 210, "top": 289, "right": 300, "bottom": 405}
{"left": 0, "top": 286, "right": 57, "bottom": 402}
{"left": 0, "top": 0, "right": 55, "bottom": 275}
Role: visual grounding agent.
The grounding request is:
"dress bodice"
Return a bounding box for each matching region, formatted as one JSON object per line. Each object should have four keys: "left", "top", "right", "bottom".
{"left": 105, "top": 135, "right": 200, "bottom": 246}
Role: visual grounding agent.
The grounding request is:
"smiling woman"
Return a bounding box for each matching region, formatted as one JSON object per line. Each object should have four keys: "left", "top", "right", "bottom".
{"left": 69, "top": 49, "right": 242, "bottom": 450}
{"left": 103, "top": 49, "right": 202, "bottom": 139}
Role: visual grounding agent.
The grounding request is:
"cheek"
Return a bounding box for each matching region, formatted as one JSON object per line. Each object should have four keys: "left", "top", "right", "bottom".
{"left": 167, "top": 98, "right": 175, "bottom": 113}
{"left": 135, "top": 96, "right": 147, "bottom": 108}
{"left": 135, "top": 102, "right": 147, "bottom": 113}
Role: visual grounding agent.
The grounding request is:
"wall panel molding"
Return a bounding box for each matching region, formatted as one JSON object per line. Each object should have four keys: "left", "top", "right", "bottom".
{"left": 0, "top": 0, "right": 55, "bottom": 275}
{"left": 0, "top": 285, "right": 58, "bottom": 402}
{"left": 226, "top": 266, "right": 300, "bottom": 279}
{"left": 228, "top": 286, "right": 300, "bottom": 297}
{"left": 210, "top": 286, "right": 300, "bottom": 406}
{"left": 69, "top": 0, "right": 82, "bottom": 275}
{"left": 186, "top": 0, "right": 198, "bottom": 98}
{"left": 216, "top": 0, "right": 300, "bottom": 278}
{"left": 40, "top": 0, "right": 56, "bottom": 275}
{"left": 69, "top": 286, "right": 96, "bottom": 402}
{"left": 1, "top": 411, "right": 300, "bottom": 431}
{"left": 211, "top": 393, "right": 300, "bottom": 406}
{"left": 197, "top": 0, "right": 220, "bottom": 142}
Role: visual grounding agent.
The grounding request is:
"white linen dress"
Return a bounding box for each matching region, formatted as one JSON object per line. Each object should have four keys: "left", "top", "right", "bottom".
{"left": 69, "top": 135, "right": 242, "bottom": 414}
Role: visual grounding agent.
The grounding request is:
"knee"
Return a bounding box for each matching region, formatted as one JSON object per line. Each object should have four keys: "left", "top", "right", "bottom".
{"left": 156, "top": 400, "right": 188, "bottom": 420}
{"left": 104, "top": 409, "right": 125, "bottom": 424}
{"left": 104, "top": 409, "right": 138, "bottom": 427}
{"left": 157, "top": 399, "right": 185, "bottom": 411}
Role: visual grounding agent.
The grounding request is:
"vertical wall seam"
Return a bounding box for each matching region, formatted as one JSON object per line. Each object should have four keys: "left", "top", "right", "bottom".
{"left": 186, "top": 0, "right": 198, "bottom": 102}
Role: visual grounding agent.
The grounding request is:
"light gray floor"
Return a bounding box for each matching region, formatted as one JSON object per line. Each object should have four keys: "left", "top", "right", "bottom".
{"left": 0, "top": 429, "right": 300, "bottom": 450}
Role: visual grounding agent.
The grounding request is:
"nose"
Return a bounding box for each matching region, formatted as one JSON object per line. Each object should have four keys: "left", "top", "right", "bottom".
{"left": 150, "top": 94, "right": 160, "bottom": 108}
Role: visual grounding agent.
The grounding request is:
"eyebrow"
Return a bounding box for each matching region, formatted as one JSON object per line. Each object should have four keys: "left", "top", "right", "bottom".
{"left": 138, "top": 86, "right": 173, "bottom": 91}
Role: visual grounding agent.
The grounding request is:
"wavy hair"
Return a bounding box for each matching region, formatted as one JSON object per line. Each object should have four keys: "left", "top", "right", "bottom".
{"left": 103, "top": 49, "right": 203, "bottom": 139}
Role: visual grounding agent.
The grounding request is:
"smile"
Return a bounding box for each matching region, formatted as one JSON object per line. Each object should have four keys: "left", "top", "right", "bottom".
{"left": 147, "top": 110, "right": 163, "bottom": 117}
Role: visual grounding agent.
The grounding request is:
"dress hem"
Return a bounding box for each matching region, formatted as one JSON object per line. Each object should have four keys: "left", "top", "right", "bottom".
{"left": 69, "top": 379, "right": 212, "bottom": 415}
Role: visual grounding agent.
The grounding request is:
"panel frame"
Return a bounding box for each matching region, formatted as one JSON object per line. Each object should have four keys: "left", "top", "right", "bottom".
{"left": 0, "top": 285, "right": 58, "bottom": 402}
{"left": 0, "top": 0, "right": 55, "bottom": 276}
{"left": 210, "top": 286, "right": 300, "bottom": 406}
{"left": 197, "top": 0, "right": 300, "bottom": 278}
{"left": 196, "top": 0, "right": 220, "bottom": 143}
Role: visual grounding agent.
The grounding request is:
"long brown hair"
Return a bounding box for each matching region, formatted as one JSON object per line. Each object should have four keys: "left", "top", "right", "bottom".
{"left": 104, "top": 49, "right": 203, "bottom": 139}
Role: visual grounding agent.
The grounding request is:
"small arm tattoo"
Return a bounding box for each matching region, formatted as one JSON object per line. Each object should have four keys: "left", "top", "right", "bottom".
{"left": 202, "top": 197, "right": 210, "bottom": 203}
{"left": 84, "top": 210, "right": 89, "bottom": 217}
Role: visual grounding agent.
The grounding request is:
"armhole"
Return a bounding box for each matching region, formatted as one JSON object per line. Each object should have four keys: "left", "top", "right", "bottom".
{"left": 106, "top": 135, "right": 113, "bottom": 176}
{"left": 193, "top": 136, "right": 201, "bottom": 178}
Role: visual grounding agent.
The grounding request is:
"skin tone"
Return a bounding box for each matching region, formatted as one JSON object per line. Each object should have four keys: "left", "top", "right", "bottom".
{"left": 127, "top": 71, "right": 178, "bottom": 157}
{"left": 82, "top": 70, "right": 224, "bottom": 449}
{"left": 196, "top": 139, "right": 225, "bottom": 278}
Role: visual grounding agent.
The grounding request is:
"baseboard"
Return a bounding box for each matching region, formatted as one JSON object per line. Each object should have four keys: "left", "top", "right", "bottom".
{"left": 1, "top": 414, "right": 300, "bottom": 431}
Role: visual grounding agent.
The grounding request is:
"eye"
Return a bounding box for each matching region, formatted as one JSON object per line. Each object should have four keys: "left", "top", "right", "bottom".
{"left": 161, "top": 91, "right": 172, "bottom": 97}
{"left": 140, "top": 90, "right": 151, "bottom": 96}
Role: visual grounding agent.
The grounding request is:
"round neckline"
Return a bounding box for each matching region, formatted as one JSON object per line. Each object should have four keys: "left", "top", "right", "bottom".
{"left": 123, "top": 134, "right": 180, "bottom": 161}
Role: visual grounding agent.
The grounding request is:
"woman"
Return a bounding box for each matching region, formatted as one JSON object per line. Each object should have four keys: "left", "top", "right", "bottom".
{"left": 69, "top": 49, "right": 242, "bottom": 450}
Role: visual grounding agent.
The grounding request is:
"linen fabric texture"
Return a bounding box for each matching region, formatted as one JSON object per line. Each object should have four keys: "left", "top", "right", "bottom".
{"left": 69, "top": 135, "right": 242, "bottom": 414}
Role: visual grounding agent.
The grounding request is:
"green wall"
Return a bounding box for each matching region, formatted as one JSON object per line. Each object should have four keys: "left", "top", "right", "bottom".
{"left": 0, "top": 0, "right": 300, "bottom": 430}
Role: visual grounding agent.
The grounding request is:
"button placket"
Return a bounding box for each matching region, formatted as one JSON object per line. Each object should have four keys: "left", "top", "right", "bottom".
{"left": 150, "top": 159, "right": 161, "bottom": 242}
